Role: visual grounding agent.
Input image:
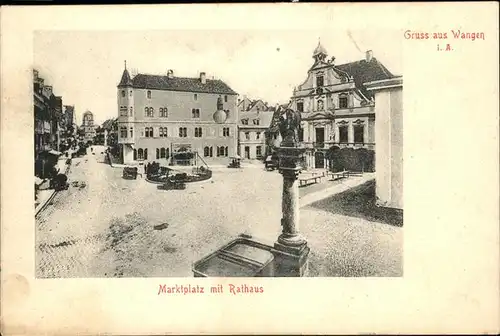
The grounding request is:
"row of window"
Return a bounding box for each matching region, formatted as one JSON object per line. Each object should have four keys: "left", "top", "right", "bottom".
{"left": 133, "top": 148, "right": 170, "bottom": 160}
{"left": 144, "top": 107, "right": 169, "bottom": 118}
{"left": 119, "top": 106, "right": 234, "bottom": 118}
{"left": 241, "top": 119, "right": 260, "bottom": 125}
{"left": 132, "top": 146, "right": 230, "bottom": 161}
{"left": 120, "top": 106, "right": 132, "bottom": 117}
{"left": 121, "top": 90, "right": 230, "bottom": 103}
{"left": 296, "top": 96, "right": 349, "bottom": 112}
{"left": 241, "top": 131, "right": 262, "bottom": 140}
{"left": 338, "top": 125, "right": 364, "bottom": 143}
{"left": 272, "top": 124, "right": 365, "bottom": 144}
{"left": 120, "top": 127, "right": 133, "bottom": 138}
{"left": 242, "top": 145, "right": 263, "bottom": 158}
{"left": 119, "top": 125, "right": 364, "bottom": 142}
{"left": 203, "top": 146, "right": 229, "bottom": 157}
{"left": 300, "top": 125, "right": 365, "bottom": 143}
{"left": 119, "top": 126, "right": 231, "bottom": 138}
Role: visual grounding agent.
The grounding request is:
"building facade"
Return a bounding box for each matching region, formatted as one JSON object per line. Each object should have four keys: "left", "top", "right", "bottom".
{"left": 238, "top": 109, "right": 273, "bottom": 160}
{"left": 81, "top": 111, "right": 96, "bottom": 144}
{"left": 100, "top": 118, "right": 118, "bottom": 147}
{"left": 117, "top": 66, "right": 238, "bottom": 166}
{"left": 237, "top": 97, "right": 275, "bottom": 160}
{"left": 61, "top": 105, "right": 77, "bottom": 150}
{"left": 34, "top": 69, "right": 66, "bottom": 178}
{"left": 287, "top": 42, "right": 396, "bottom": 170}
{"left": 366, "top": 77, "right": 403, "bottom": 209}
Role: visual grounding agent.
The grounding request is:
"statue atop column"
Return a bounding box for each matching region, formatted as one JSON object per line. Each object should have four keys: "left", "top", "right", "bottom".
{"left": 278, "top": 108, "right": 302, "bottom": 147}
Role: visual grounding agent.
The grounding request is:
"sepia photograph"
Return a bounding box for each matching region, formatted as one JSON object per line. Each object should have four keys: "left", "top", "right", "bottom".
{"left": 2, "top": 3, "right": 498, "bottom": 335}
{"left": 33, "top": 30, "right": 403, "bottom": 278}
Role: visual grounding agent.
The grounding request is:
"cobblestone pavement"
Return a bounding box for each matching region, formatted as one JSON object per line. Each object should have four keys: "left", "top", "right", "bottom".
{"left": 36, "top": 145, "right": 402, "bottom": 278}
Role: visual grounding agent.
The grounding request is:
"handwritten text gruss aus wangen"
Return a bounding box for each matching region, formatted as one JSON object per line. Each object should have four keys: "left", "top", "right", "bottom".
{"left": 404, "top": 30, "right": 486, "bottom": 41}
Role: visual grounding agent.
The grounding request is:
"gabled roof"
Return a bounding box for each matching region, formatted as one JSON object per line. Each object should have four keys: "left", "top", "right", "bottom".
{"left": 247, "top": 99, "right": 268, "bottom": 112}
{"left": 335, "top": 58, "right": 394, "bottom": 98}
{"left": 239, "top": 111, "right": 274, "bottom": 128}
{"left": 131, "top": 73, "right": 237, "bottom": 95}
{"left": 238, "top": 97, "right": 252, "bottom": 107}
{"left": 267, "top": 103, "right": 290, "bottom": 133}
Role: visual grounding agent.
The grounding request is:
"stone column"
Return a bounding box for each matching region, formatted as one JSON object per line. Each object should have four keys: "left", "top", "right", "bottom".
{"left": 278, "top": 169, "right": 304, "bottom": 246}
{"left": 271, "top": 136, "right": 310, "bottom": 277}
{"left": 348, "top": 121, "right": 354, "bottom": 144}
{"left": 363, "top": 122, "right": 369, "bottom": 146}
{"left": 335, "top": 124, "right": 340, "bottom": 144}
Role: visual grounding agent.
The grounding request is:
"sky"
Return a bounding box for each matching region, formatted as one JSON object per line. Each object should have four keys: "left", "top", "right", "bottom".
{"left": 34, "top": 30, "right": 402, "bottom": 125}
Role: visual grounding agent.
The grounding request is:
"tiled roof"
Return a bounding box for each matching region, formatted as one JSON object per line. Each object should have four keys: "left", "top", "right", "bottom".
{"left": 239, "top": 111, "right": 274, "bottom": 128}
{"left": 131, "top": 73, "right": 237, "bottom": 95}
{"left": 335, "top": 58, "right": 394, "bottom": 98}
{"left": 102, "top": 118, "right": 117, "bottom": 130}
{"left": 267, "top": 103, "right": 290, "bottom": 133}
{"left": 247, "top": 99, "right": 268, "bottom": 112}
{"left": 237, "top": 97, "right": 252, "bottom": 108}
{"left": 118, "top": 69, "right": 133, "bottom": 87}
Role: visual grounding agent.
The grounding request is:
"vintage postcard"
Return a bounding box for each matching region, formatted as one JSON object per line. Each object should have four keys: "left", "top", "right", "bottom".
{"left": 1, "top": 3, "right": 499, "bottom": 335}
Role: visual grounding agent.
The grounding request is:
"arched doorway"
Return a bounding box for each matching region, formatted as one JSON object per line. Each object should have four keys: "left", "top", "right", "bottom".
{"left": 314, "top": 151, "right": 325, "bottom": 168}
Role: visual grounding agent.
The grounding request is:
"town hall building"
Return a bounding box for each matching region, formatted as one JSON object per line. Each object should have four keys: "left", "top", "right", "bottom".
{"left": 289, "top": 41, "right": 397, "bottom": 171}
{"left": 116, "top": 64, "right": 238, "bottom": 166}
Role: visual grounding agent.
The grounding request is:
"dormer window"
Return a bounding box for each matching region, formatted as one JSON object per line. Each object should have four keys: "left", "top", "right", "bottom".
{"left": 147, "top": 90, "right": 151, "bottom": 99}
{"left": 316, "top": 75, "right": 324, "bottom": 87}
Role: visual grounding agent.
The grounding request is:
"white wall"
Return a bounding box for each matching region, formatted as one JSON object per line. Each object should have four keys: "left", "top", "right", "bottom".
{"left": 375, "top": 86, "right": 403, "bottom": 209}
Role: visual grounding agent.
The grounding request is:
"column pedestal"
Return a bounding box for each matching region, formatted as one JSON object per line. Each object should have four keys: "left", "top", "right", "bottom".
{"left": 272, "top": 142, "right": 310, "bottom": 277}
{"left": 272, "top": 241, "right": 310, "bottom": 277}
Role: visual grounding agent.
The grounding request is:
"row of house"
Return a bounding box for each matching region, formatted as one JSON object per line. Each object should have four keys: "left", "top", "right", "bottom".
{"left": 33, "top": 69, "right": 77, "bottom": 178}
{"left": 110, "top": 42, "right": 400, "bottom": 175}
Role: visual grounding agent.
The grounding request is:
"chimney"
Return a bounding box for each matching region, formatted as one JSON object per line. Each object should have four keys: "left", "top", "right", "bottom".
{"left": 167, "top": 69, "right": 174, "bottom": 79}
{"left": 366, "top": 50, "right": 373, "bottom": 62}
{"left": 200, "top": 72, "right": 206, "bottom": 84}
